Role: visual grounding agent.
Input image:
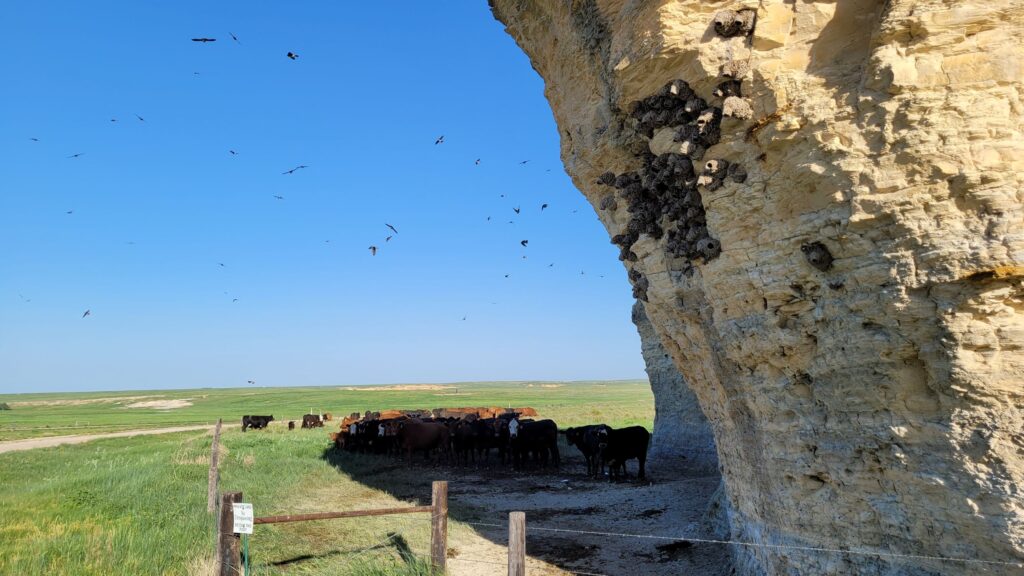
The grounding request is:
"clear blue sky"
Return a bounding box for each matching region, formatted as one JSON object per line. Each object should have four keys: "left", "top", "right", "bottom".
{"left": 0, "top": 2, "right": 644, "bottom": 393}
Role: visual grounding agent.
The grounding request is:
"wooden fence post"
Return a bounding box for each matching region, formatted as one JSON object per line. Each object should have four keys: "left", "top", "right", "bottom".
{"left": 431, "top": 480, "right": 448, "bottom": 572}
{"left": 218, "top": 491, "right": 242, "bottom": 576}
{"left": 207, "top": 418, "right": 222, "bottom": 513}
{"left": 508, "top": 511, "right": 526, "bottom": 576}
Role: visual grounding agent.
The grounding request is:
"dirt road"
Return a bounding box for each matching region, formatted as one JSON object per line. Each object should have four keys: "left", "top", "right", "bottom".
{"left": 0, "top": 425, "right": 213, "bottom": 454}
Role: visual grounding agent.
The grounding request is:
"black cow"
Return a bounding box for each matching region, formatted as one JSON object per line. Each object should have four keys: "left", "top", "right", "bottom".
{"left": 301, "top": 414, "right": 324, "bottom": 429}
{"left": 288, "top": 421, "right": 296, "bottom": 430}
{"left": 511, "top": 419, "right": 560, "bottom": 469}
{"left": 563, "top": 424, "right": 611, "bottom": 476}
{"left": 596, "top": 426, "right": 650, "bottom": 481}
{"left": 241, "top": 415, "right": 274, "bottom": 431}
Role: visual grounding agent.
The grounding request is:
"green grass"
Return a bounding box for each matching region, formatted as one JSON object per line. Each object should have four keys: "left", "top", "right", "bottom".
{"left": 0, "top": 380, "right": 652, "bottom": 441}
{"left": 0, "top": 380, "right": 653, "bottom": 575}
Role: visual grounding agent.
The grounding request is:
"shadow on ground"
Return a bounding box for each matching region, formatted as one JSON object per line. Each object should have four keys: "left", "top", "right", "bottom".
{"left": 318, "top": 439, "right": 732, "bottom": 576}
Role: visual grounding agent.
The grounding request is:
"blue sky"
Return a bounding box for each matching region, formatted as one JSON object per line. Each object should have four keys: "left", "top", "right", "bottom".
{"left": 0, "top": 2, "right": 644, "bottom": 393}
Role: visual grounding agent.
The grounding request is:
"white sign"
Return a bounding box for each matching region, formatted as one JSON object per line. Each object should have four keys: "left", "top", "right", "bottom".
{"left": 232, "top": 503, "right": 254, "bottom": 534}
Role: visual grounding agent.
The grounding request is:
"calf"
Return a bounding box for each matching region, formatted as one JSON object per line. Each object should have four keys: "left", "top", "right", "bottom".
{"left": 288, "top": 421, "right": 296, "bottom": 430}
{"left": 511, "top": 419, "right": 560, "bottom": 469}
{"left": 596, "top": 426, "right": 650, "bottom": 481}
{"left": 563, "top": 424, "right": 611, "bottom": 477}
{"left": 397, "top": 421, "right": 450, "bottom": 464}
{"left": 241, "top": 415, "right": 274, "bottom": 431}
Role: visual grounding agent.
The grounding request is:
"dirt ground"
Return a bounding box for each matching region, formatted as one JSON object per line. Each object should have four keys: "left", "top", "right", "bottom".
{"left": 0, "top": 424, "right": 213, "bottom": 454}
{"left": 327, "top": 446, "right": 732, "bottom": 576}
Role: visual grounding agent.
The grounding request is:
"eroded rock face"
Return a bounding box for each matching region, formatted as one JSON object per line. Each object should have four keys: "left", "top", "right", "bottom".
{"left": 632, "top": 300, "right": 718, "bottom": 470}
{"left": 491, "top": 1, "right": 1024, "bottom": 574}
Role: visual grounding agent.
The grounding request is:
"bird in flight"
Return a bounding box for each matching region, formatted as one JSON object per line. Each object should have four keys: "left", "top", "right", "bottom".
{"left": 229, "top": 150, "right": 238, "bottom": 155}
{"left": 282, "top": 165, "right": 308, "bottom": 175}
{"left": 29, "top": 137, "right": 39, "bottom": 142}
{"left": 286, "top": 51, "right": 299, "bottom": 60}
{"left": 66, "top": 210, "right": 73, "bottom": 215}
{"left": 548, "top": 263, "right": 554, "bottom": 267}
{"left": 369, "top": 246, "right": 378, "bottom": 256}
{"left": 486, "top": 216, "right": 491, "bottom": 221}
{"left": 520, "top": 160, "right": 529, "bottom": 165}
{"left": 386, "top": 223, "right": 398, "bottom": 235}
{"left": 513, "top": 206, "right": 520, "bottom": 215}
{"left": 504, "top": 274, "right": 510, "bottom": 278}
{"left": 247, "top": 380, "right": 255, "bottom": 385}
{"left": 218, "top": 263, "right": 226, "bottom": 267}
{"left": 461, "top": 316, "right": 467, "bottom": 321}
{"left": 18, "top": 294, "right": 31, "bottom": 303}
{"left": 272, "top": 195, "right": 284, "bottom": 200}
{"left": 82, "top": 309, "right": 91, "bottom": 318}
{"left": 474, "top": 159, "right": 480, "bottom": 165}
{"left": 135, "top": 114, "right": 145, "bottom": 122}
{"left": 67, "top": 153, "right": 84, "bottom": 159}
{"left": 230, "top": 32, "right": 241, "bottom": 44}
{"left": 541, "top": 203, "right": 548, "bottom": 211}
{"left": 232, "top": 298, "right": 239, "bottom": 303}
{"left": 192, "top": 38, "right": 216, "bottom": 43}
{"left": 434, "top": 135, "right": 444, "bottom": 145}
{"left": 385, "top": 236, "right": 393, "bottom": 242}
{"left": 521, "top": 240, "right": 529, "bottom": 247}
{"left": 110, "top": 118, "right": 117, "bottom": 122}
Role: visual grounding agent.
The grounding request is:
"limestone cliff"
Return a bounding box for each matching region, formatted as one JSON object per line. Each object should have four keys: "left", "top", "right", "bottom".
{"left": 632, "top": 300, "right": 717, "bottom": 470}
{"left": 491, "top": 1, "right": 1024, "bottom": 574}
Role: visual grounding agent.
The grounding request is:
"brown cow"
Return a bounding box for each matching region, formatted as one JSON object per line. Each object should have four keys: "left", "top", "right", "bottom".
{"left": 301, "top": 414, "right": 324, "bottom": 429}
{"left": 397, "top": 421, "right": 450, "bottom": 464}
{"left": 322, "top": 412, "right": 332, "bottom": 421}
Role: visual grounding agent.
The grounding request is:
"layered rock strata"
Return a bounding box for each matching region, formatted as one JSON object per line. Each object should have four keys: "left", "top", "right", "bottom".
{"left": 491, "top": 1, "right": 1024, "bottom": 574}
{"left": 633, "top": 300, "right": 718, "bottom": 470}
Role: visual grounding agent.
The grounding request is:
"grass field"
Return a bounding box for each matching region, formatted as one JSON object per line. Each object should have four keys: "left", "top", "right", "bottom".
{"left": 0, "top": 380, "right": 653, "bottom": 575}
{"left": 0, "top": 380, "right": 652, "bottom": 441}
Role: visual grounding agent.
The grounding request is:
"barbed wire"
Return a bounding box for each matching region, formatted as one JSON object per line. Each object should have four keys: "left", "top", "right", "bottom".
{"left": 460, "top": 521, "right": 1023, "bottom": 569}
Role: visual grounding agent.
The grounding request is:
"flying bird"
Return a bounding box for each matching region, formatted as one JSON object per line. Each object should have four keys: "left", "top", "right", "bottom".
{"left": 504, "top": 274, "right": 510, "bottom": 278}
{"left": 548, "top": 263, "right": 554, "bottom": 267}
{"left": 461, "top": 316, "right": 467, "bottom": 321}
{"left": 434, "top": 135, "right": 444, "bottom": 145}
{"left": 541, "top": 203, "right": 548, "bottom": 211}
{"left": 82, "top": 309, "right": 91, "bottom": 318}
{"left": 29, "top": 138, "right": 39, "bottom": 142}
{"left": 385, "top": 223, "right": 398, "bottom": 234}
{"left": 286, "top": 51, "right": 299, "bottom": 60}
{"left": 520, "top": 160, "right": 529, "bottom": 165}
{"left": 474, "top": 159, "right": 480, "bottom": 165}
{"left": 18, "top": 294, "right": 31, "bottom": 303}
{"left": 229, "top": 150, "right": 238, "bottom": 155}
{"left": 369, "top": 246, "right": 377, "bottom": 256}
{"left": 272, "top": 195, "right": 284, "bottom": 200}
{"left": 486, "top": 216, "right": 491, "bottom": 221}
{"left": 282, "top": 165, "right": 308, "bottom": 175}
{"left": 135, "top": 114, "right": 145, "bottom": 122}
{"left": 67, "top": 153, "right": 84, "bottom": 159}
{"left": 247, "top": 380, "right": 255, "bottom": 385}
{"left": 520, "top": 240, "right": 528, "bottom": 247}
{"left": 232, "top": 298, "right": 239, "bottom": 303}
{"left": 229, "top": 32, "right": 241, "bottom": 44}
{"left": 66, "top": 210, "right": 73, "bottom": 215}
{"left": 218, "top": 263, "right": 225, "bottom": 267}
{"left": 513, "top": 206, "right": 520, "bottom": 214}
{"left": 192, "top": 38, "right": 216, "bottom": 43}
{"left": 110, "top": 118, "right": 117, "bottom": 122}
{"left": 385, "top": 235, "right": 393, "bottom": 242}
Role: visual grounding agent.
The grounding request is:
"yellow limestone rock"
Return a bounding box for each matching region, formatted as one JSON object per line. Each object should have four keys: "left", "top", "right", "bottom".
{"left": 490, "top": 0, "right": 1024, "bottom": 574}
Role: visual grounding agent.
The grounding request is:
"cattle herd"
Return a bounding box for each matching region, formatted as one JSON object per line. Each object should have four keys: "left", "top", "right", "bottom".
{"left": 303, "top": 406, "right": 653, "bottom": 481}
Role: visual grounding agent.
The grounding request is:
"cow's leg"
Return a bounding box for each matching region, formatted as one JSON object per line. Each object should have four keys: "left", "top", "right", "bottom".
{"left": 638, "top": 455, "right": 646, "bottom": 481}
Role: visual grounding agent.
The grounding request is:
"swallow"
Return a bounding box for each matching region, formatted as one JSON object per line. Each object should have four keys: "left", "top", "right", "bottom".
{"left": 29, "top": 138, "right": 39, "bottom": 142}
{"left": 66, "top": 210, "right": 73, "bottom": 215}
{"left": 192, "top": 38, "right": 216, "bottom": 43}
{"left": 282, "top": 165, "right": 308, "bottom": 175}
{"left": 67, "top": 153, "right": 84, "bottom": 159}
{"left": 272, "top": 195, "right": 284, "bottom": 200}
{"left": 461, "top": 316, "right": 467, "bottom": 321}
{"left": 369, "top": 246, "right": 377, "bottom": 256}
{"left": 82, "top": 309, "right": 91, "bottom": 318}
{"left": 521, "top": 240, "right": 528, "bottom": 247}
{"left": 385, "top": 236, "right": 392, "bottom": 242}
{"left": 434, "top": 135, "right": 444, "bottom": 145}
{"left": 287, "top": 51, "right": 299, "bottom": 60}
{"left": 474, "top": 159, "right": 480, "bottom": 165}
{"left": 230, "top": 32, "right": 240, "bottom": 44}
{"left": 247, "top": 380, "right": 255, "bottom": 384}
{"left": 520, "top": 160, "right": 529, "bottom": 165}
{"left": 541, "top": 203, "right": 548, "bottom": 211}
{"left": 232, "top": 298, "right": 239, "bottom": 303}
{"left": 135, "top": 114, "right": 145, "bottom": 122}
{"left": 218, "top": 263, "right": 226, "bottom": 267}
{"left": 513, "top": 206, "right": 520, "bottom": 214}
{"left": 229, "top": 150, "right": 238, "bottom": 155}
{"left": 386, "top": 223, "right": 398, "bottom": 234}
{"left": 110, "top": 118, "right": 117, "bottom": 122}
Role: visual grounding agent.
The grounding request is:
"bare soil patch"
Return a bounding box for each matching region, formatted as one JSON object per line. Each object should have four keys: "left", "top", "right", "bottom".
{"left": 323, "top": 446, "right": 730, "bottom": 575}
{"left": 124, "top": 399, "right": 193, "bottom": 410}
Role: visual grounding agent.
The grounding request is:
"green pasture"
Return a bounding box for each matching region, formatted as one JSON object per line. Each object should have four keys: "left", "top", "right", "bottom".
{"left": 0, "top": 381, "right": 654, "bottom": 575}
{"left": 0, "top": 380, "right": 652, "bottom": 441}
